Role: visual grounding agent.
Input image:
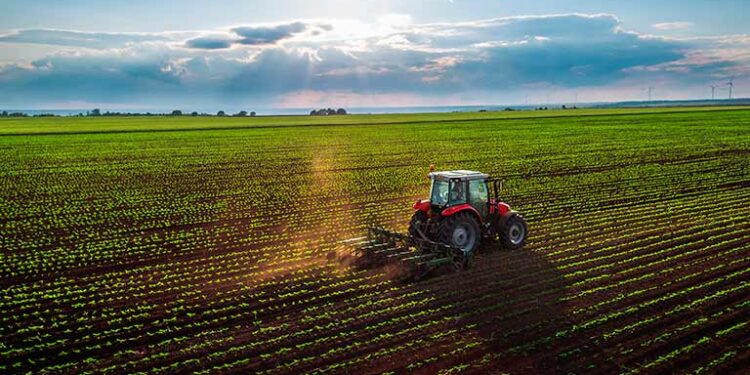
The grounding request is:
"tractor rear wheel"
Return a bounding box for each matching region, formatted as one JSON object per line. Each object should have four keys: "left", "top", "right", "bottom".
{"left": 499, "top": 213, "right": 528, "bottom": 250}
{"left": 438, "top": 211, "right": 480, "bottom": 253}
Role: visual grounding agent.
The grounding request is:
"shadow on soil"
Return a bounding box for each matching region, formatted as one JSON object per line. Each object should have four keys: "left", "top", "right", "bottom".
{"left": 349, "top": 238, "right": 572, "bottom": 373}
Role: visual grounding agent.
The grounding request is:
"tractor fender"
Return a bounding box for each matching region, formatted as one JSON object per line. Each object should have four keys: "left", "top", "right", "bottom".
{"left": 491, "top": 202, "right": 511, "bottom": 216}
{"left": 413, "top": 199, "right": 431, "bottom": 213}
{"left": 440, "top": 204, "right": 482, "bottom": 224}
{"left": 498, "top": 211, "right": 520, "bottom": 229}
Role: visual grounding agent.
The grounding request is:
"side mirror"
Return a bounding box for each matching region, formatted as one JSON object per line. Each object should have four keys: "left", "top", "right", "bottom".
{"left": 490, "top": 179, "right": 503, "bottom": 200}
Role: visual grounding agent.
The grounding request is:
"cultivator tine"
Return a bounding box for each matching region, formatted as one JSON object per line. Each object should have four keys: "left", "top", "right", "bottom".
{"left": 401, "top": 253, "right": 439, "bottom": 262}
{"left": 372, "top": 245, "right": 403, "bottom": 253}
{"left": 360, "top": 242, "right": 391, "bottom": 251}
{"left": 340, "top": 236, "right": 367, "bottom": 244}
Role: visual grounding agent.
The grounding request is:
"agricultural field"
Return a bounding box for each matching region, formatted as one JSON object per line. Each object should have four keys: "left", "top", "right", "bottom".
{"left": 1, "top": 107, "right": 749, "bottom": 374}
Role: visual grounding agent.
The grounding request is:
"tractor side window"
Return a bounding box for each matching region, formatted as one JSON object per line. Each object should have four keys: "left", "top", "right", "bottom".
{"left": 469, "top": 180, "right": 488, "bottom": 204}
{"left": 448, "top": 180, "right": 466, "bottom": 205}
{"left": 431, "top": 180, "right": 449, "bottom": 206}
{"left": 469, "top": 180, "right": 489, "bottom": 219}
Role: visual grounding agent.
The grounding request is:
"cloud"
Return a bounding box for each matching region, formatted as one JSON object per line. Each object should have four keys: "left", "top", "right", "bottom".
{"left": 232, "top": 22, "right": 308, "bottom": 45}
{"left": 183, "top": 21, "right": 334, "bottom": 50}
{"left": 0, "top": 14, "right": 747, "bottom": 108}
{"left": 0, "top": 53, "right": 183, "bottom": 108}
{"left": 396, "top": 13, "right": 624, "bottom": 50}
{"left": 652, "top": 22, "right": 694, "bottom": 31}
{"left": 0, "top": 29, "right": 168, "bottom": 49}
{"left": 185, "top": 35, "right": 234, "bottom": 50}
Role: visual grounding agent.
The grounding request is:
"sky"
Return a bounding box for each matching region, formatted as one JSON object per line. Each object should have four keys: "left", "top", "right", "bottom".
{"left": 0, "top": 0, "right": 748, "bottom": 110}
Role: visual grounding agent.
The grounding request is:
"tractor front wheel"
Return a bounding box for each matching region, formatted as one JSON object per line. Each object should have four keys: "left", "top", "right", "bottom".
{"left": 438, "top": 212, "right": 480, "bottom": 253}
{"left": 499, "top": 213, "right": 528, "bottom": 250}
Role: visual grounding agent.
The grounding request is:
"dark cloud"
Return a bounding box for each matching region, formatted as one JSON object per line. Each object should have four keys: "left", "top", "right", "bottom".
{"left": 444, "top": 31, "right": 685, "bottom": 89}
{"left": 185, "top": 36, "right": 233, "bottom": 50}
{"left": 0, "top": 53, "right": 183, "bottom": 107}
{"left": 231, "top": 22, "right": 307, "bottom": 45}
{"left": 0, "top": 29, "right": 166, "bottom": 49}
{"left": 184, "top": 22, "right": 331, "bottom": 49}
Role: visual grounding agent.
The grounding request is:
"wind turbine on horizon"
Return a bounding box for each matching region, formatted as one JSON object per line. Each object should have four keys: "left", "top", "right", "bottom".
{"left": 727, "top": 79, "right": 734, "bottom": 99}
{"left": 710, "top": 85, "right": 716, "bottom": 100}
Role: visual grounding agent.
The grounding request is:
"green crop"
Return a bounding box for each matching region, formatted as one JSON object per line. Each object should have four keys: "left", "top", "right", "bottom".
{"left": 1, "top": 107, "right": 749, "bottom": 374}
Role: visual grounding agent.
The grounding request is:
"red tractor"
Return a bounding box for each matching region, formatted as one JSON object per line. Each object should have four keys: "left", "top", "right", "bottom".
{"left": 345, "top": 169, "right": 528, "bottom": 280}
{"left": 409, "top": 170, "right": 528, "bottom": 252}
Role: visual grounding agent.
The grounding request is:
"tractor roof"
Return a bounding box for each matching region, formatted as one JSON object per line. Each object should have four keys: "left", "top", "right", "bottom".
{"left": 429, "top": 170, "right": 489, "bottom": 181}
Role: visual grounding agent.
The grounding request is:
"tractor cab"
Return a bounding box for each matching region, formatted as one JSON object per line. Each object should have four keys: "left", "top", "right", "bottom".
{"left": 410, "top": 169, "right": 526, "bottom": 253}
{"left": 428, "top": 170, "right": 491, "bottom": 218}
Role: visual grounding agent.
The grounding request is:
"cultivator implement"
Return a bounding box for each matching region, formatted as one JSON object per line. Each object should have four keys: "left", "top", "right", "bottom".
{"left": 341, "top": 226, "right": 472, "bottom": 281}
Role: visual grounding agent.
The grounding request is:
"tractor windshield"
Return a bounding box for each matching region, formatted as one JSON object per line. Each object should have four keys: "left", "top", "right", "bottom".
{"left": 430, "top": 179, "right": 450, "bottom": 206}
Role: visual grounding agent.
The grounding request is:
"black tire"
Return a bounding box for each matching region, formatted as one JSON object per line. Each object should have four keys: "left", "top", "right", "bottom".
{"left": 408, "top": 210, "right": 430, "bottom": 239}
{"left": 499, "top": 213, "right": 528, "bottom": 250}
{"left": 438, "top": 211, "right": 480, "bottom": 253}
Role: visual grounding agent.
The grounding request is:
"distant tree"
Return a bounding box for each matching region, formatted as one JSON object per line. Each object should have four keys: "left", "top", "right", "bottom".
{"left": 336, "top": 108, "right": 347, "bottom": 115}
{"left": 310, "top": 110, "right": 318, "bottom": 115}
{"left": 171, "top": 110, "right": 183, "bottom": 116}
{"left": 1, "top": 111, "right": 7, "bottom": 117}
{"left": 217, "top": 110, "right": 226, "bottom": 117}
{"left": 504, "top": 107, "right": 514, "bottom": 111}
{"left": 562, "top": 105, "right": 567, "bottom": 110}
{"left": 90, "top": 108, "right": 101, "bottom": 116}
{"left": 191, "top": 111, "right": 198, "bottom": 116}
{"left": 250, "top": 111, "right": 256, "bottom": 117}
{"left": 235, "top": 110, "right": 248, "bottom": 117}
{"left": 478, "top": 109, "right": 487, "bottom": 112}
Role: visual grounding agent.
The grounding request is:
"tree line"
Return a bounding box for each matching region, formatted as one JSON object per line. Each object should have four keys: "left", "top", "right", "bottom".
{"left": 310, "top": 108, "right": 347, "bottom": 116}
{"left": 86, "top": 109, "right": 258, "bottom": 117}
{"left": 1, "top": 108, "right": 352, "bottom": 117}
{"left": 0, "top": 111, "right": 33, "bottom": 117}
